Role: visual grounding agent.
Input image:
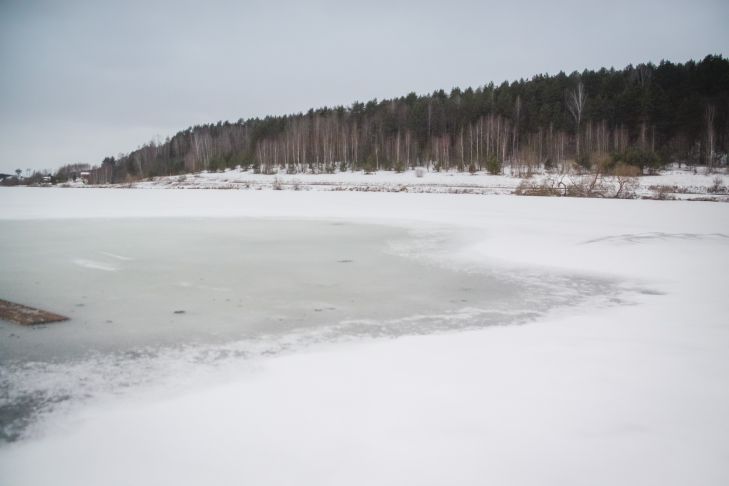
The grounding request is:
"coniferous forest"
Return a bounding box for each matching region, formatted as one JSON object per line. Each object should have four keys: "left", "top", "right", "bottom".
{"left": 70, "top": 56, "right": 729, "bottom": 184}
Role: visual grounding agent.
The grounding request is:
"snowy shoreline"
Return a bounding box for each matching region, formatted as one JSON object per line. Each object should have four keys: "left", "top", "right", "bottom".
{"left": 46, "top": 165, "right": 729, "bottom": 202}
{"left": 1, "top": 188, "right": 728, "bottom": 485}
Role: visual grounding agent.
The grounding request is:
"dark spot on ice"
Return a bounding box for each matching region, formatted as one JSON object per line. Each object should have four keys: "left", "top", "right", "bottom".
{"left": 640, "top": 289, "right": 666, "bottom": 296}
{"left": 105, "top": 320, "right": 113, "bottom": 324}
{"left": 314, "top": 308, "right": 323, "bottom": 312}
{"left": 337, "top": 259, "right": 353, "bottom": 263}
{"left": 75, "top": 303, "right": 85, "bottom": 307}
{"left": 173, "top": 310, "right": 186, "bottom": 314}
{"left": 609, "top": 297, "right": 629, "bottom": 304}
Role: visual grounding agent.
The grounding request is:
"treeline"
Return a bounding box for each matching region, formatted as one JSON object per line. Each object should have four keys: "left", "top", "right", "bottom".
{"left": 75, "top": 55, "right": 728, "bottom": 183}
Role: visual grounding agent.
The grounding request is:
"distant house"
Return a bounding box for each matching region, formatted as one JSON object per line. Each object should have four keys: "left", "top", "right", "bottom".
{"left": 79, "top": 171, "right": 90, "bottom": 184}
{"left": 0, "top": 173, "right": 12, "bottom": 182}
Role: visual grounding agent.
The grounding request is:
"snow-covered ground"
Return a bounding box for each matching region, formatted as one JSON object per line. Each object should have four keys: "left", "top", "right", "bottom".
{"left": 1, "top": 187, "right": 728, "bottom": 485}
{"left": 83, "top": 165, "right": 729, "bottom": 201}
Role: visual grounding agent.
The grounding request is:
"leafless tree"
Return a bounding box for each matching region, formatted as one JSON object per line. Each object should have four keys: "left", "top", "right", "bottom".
{"left": 706, "top": 103, "right": 716, "bottom": 167}
{"left": 567, "top": 81, "right": 587, "bottom": 169}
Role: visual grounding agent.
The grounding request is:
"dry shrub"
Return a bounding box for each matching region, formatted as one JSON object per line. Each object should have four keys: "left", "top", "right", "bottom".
{"left": 565, "top": 173, "right": 610, "bottom": 197}
{"left": 708, "top": 175, "right": 726, "bottom": 194}
{"left": 514, "top": 177, "right": 561, "bottom": 196}
{"left": 649, "top": 185, "right": 676, "bottom": 200}
{"left": 613, "top": 163, "right": 640, "bottom": 198}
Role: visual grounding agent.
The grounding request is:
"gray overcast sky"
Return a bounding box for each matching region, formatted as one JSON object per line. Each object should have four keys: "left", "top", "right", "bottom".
{"left": 1, "top": 0, "right": 727, "bottom": 174}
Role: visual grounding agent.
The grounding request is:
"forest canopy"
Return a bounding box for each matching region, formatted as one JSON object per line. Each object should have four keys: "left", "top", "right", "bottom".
{"left": 69, "top": 55, "right": 729, "bottom": 183}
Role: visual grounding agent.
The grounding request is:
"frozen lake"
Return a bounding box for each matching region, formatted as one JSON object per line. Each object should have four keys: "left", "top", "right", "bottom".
{"left": 1, "top": 217, "right": 615, "bottom": 441}
{"left": 1, "top": 189, "right": 728, "bottom": 486}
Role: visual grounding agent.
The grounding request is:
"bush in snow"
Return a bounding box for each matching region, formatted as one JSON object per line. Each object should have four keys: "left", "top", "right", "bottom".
{"left": 486, "top": 156, "right": 502, "bottom": 175}
{"left": 708, "top": 175, "right": 726, "bottom": 194}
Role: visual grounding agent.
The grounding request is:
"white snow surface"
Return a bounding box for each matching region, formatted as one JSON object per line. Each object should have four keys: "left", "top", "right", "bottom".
{"left": 1, "top": 187, "right": 729, "bottom": 485}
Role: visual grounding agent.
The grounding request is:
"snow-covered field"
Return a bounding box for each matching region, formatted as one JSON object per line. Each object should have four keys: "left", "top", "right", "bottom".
{"left": 1, "top": 187, "right": 729, "bottom": 485}
{"left": 86, "top": 165, "right": 729, "bottom": 201}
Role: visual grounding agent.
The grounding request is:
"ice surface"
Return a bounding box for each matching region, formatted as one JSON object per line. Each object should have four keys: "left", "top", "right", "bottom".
{"left": 0, "top": 217, "right": 616, "bottom": 441}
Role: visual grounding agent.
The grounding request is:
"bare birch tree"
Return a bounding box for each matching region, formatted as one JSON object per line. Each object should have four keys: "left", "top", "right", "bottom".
{"left": 567, "top": 81, "right": 587, "bottom": 170}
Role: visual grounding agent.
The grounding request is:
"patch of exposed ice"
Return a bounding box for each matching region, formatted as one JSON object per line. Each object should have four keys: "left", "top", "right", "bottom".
{"left": 98, "top": 251, "right": 134, "bottom": 261}
{"left": 72, "top": 259, "right": 118, "bottom": 272}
